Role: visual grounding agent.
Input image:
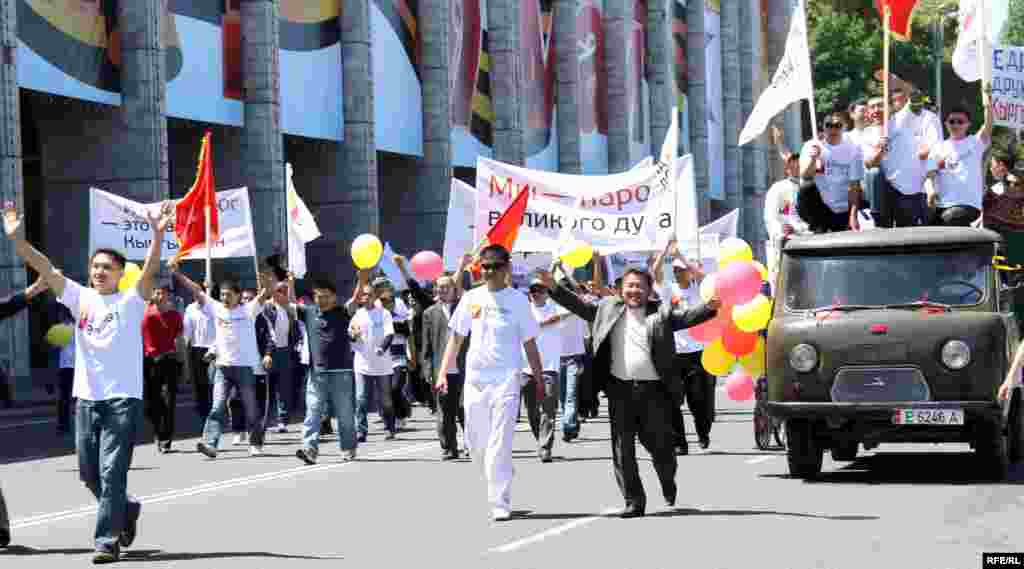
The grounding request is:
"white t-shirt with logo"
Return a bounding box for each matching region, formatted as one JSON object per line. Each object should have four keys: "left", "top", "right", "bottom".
{"left": 883, "top": 107, "right": 942, "bottom": 195}
{"left": 451, "top": 286, "right": 540, "bottom": 385}
{"left": 523, "top": 300, "right": 562, "bottom": 373}
{"left": 928, "top": 134, "right": 990, "bottom": 209}
{"left": 203, "top": 299, "right": 262, "bottom": 368}
{"left": 351, "top": 306, "right": 395, "bottom": 376}
{"left": 844, "top": 126, "right": 881, "bottom": 161}
{"left": 802, "top": 138, "right": 864, "bottom": 213}
{"left": 59, "top": 279, "right": 147, "bottom": 401}
{"left": 658, "top": 281, "right": 705, "bottom": 354}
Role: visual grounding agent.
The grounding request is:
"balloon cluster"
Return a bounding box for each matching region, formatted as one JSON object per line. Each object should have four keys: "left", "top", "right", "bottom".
{"left": 351, "top": 233, "right": 445, "bottom": 282}
{"left": 689, "top": 238, "right": 770, "bottom": 402}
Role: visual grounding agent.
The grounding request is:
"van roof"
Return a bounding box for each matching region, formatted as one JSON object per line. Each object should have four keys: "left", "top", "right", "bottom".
{"left": 783, "top": 227, "right": 1002, "bottom": 252}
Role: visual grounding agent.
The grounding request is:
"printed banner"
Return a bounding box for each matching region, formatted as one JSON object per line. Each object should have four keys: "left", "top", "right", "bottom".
{"left": 373, "top": 0, "right": 423, "bottom": 155}
{"left": 444, "top": 178, "right": 478, "bottom": 271}
{"left": 579, "top": 0, "right": 609, "bottom": 173}
{"left": 89, "top": 188, "right": 255, "bottom": 261}
{"left": 992, "top": 45, "right": 1024, "bottom": 129}
{"left": 451, "top": 0, "right": 494, "bottom": 167}
{"left": 474, "top": 157, "right": 689, "bottom": 254}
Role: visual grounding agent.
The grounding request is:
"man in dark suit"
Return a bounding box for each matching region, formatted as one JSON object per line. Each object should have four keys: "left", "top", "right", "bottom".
{"left": 419, "top": 272, "right": 469, "bottom": 460}
{"left": 542, "top": 264, "right": 719, "bottom": 518}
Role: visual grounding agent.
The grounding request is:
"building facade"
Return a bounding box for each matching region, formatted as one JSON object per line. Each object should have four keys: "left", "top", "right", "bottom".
{"left": 0, "top": 0, "right": 791, "bottom": 400}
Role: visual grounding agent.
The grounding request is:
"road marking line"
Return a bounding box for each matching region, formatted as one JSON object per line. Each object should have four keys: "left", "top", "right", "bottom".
{"left": 11, "top": 441, "right": 437, "bottom": 530}
{"left": 488, "top": 507, "right": 620, "bottom": 554}
{"left": 745, "top": 456, "right": 777, "bottom": 465}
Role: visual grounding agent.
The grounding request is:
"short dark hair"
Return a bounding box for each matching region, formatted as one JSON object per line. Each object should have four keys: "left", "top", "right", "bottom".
{"left": 848, "top": 99, "right": 867, "bottom": 113}
{"left": 220, "top": 280, "right": 242, "bottom": 295}
{"left": 946, "top": 105, "right": 971, "bottom": 121}
{"left": 311, "top": 278, "right": 337, "bottom": 294}
{"left": 89, "top": 248, "right": 126, "bottom": 269}
{"left": 622, "top": 268, "right": 653, "bottom": 289}
{"left": 480, "top": 244, "right": 511, "bottom": 264}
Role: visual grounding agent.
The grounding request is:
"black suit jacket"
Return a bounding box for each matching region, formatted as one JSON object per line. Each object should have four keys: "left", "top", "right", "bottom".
{"left": 419, "top": 302, "right": 468, "bottom": 384}
{"left": 549, "top": 279, "right": 716, "bottom": 394}
{"left": 255, "top": 303, "right": 301, "bottom": 358}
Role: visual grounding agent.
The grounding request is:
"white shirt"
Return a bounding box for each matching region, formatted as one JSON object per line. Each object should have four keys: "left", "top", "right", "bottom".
{"left": 266, "top": 303, "right": 291, "bottom": 348}
{"left": 524, "top": 300, "right": 561, "bottom": 372}
{"left": 882, "top": 106, "right": 942, "bottom": 195}
{"left": 558, "top": 307, "right": 587, "bottom": 356}
{"left": 928, "top": 134, "right": 990, "bottom": 209}
{"left": 59, "top": 279, "right": 147, "bottom": 401}
{"left": 450, "top": 286, "right": 539, "bottom": 385}
{"left": 658, "top": 281, "right": 704, "bottom": 354}
{"left": 991, "top": 180, "right": 1006, "bottom": 196}
{"left": 802, "top": 138, "right": 864, "bottom": 213}
{"left": 763, "top": 177, "right": 811, "bottom": 243}
{"left": 351, "top": 306, "right": 395, "bottom": 376}
{"left": 297, "top": 321, "right": 310, "bottom": 366}
{"left": 183, "top": 301, "right": 216, "bottom": 348}
{"left": 609, "top": 307, "right": 660, "bottom": 381}
{"left": 377, "top": 297, "right": 411, "bottom": 347}
{"left": 203, "top": 299, "right": 262, "bottom": 368}
{"left": 844, "top": 126, "right": 880, "bottom": 159}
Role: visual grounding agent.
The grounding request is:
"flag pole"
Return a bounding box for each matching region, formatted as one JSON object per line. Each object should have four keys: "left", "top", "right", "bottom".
{"left": 883, "top": 3, "right": 891, "bottom": 136}
{"left": 801, "top": 0, "right": 818, "bottom": 143}
{"left": 204, "top": 205, "right": 213, "bottom": 291}
{"left": 979, "top": 0, "right": 990, "bottom": 86}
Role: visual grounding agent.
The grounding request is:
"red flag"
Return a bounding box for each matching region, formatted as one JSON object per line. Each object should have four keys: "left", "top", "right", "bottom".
{"left": 174, "top": 132, "right": 219, "bottom": 260}
{"left": 469, "top": 185, "right": 531, "bottom": 277}
{"left": 874, "top": 0, "right": 920, "bottom": 41}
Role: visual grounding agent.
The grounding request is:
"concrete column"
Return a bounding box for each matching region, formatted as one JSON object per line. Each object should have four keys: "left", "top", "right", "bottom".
{"left": 603, "top": 1, "right": 629, "bottom": 173}
{"left": 0, "top": 0, "right": 28, "bottom": 398}
{"left": 646, "top": 0, "right": 672, "bottom": 161}
{"left": 241, "top": 0, "right": 285, "bottom": 260}
{"left": 554, "top": 0, "right": 581, "bottom": 175}
{"left": 488, "top": 0, "right": 524, "bottom": 165}
{"left": 340, "top": 0, "right": 378, "bottom": 237}
{"left": 740, "top": 0, "right": 768, "bottom": 260}
{"left": 720, "top": 0, "right": 743, "bottom": 230}
{"left": 117, "top": 0, "right": 169, "bottom": 204}
{"left": 686, "top": 1, "right": 709, "bottom": 223}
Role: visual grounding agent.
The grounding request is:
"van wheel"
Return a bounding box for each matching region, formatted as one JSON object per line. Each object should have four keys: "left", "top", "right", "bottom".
{"left": 830, "top": 440, "right": 858, "bottom": 462}
{"left": 785, "top": 419, "right": 823, "bottom": 479}
{"left": 1007, "top": 390, "right": 1024, "bottom": 463}
{"left": 974, "top": 418, "right": 1009, "bottom": 481}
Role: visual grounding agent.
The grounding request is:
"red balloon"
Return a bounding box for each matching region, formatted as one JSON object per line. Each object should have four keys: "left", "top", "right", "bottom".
{"left": 688, "top": 314, "right": 725, "bottom": 343}
{"left": 725, "top": 371, "right": 755, "bottom": 401}
{"left": 411, "top": 251, "right": 444, "bottom": 281}
{"left": 721, "top": 318, "right": 758, "bottom": 356}
{"left": 716, "top": 261, "right": 762, "bottom": 306}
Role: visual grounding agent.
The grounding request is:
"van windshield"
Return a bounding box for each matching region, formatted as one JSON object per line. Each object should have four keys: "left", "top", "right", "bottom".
{"left": 782, "top": 248, "right": 990, "bottom": 310}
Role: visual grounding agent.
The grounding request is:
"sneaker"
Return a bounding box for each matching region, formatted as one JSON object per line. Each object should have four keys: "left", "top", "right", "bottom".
{"left": 343, "top": 448, "right": 357, "bottom": 462}
{"left": 232, "top": 433, "right": 248, "bottom": 446}
{"left": 196, "top": 442, "right": 217, "bottom": 459}
{"left": 698, "top": 435, "right": 711, "bottom": 450}
{"left": 539, "top": 448, "right": 553, "bottom": 463}
{"left": 357, "top": 433, "right": 367, "bottom": 443}
{"left": 0, "top": 527, "right": 10, "bottom": 548}
{"left": 385, "top": 432, "right": 396, "bottom": 440}
{"left": 119, "top": 503, "right": 140, "bottom": 547}
{"left": 275, "top": 423, "right": 288, "bottom": 434}
{"left": 491, "top": 508, "right": 512, "bottom": 522}
{"left": 249, "top": 445, "right": 265, "bottom": 457}
{"left": 295, "top": 448, "right": 317, "bottom": 465}
{"left": 321, "top": 420, "right": 334, "bottom": 436}
{"left": 91, "top": 546, "right": 119, "bottom": 564}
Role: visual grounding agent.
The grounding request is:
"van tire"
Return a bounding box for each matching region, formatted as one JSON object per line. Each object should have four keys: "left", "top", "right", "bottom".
{"left": 786, "top": 419, "right": 823, "bottom": 479}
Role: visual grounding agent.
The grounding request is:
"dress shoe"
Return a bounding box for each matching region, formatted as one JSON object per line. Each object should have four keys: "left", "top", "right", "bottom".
{"left": 119, "top": 502, "right": 141, "bottom": 547}
{"left": 675, "top": 443, "right": 689, "bottom": 456}
{"left": 699, "top": 435, "right": 710, "bottom": 450}
{"left": 664, "top": 488, "right": 677, "bottom": 508}
{"left": 0, "top": 527, "right": 10, "bottom": 548}
{"left": 539, "top": 448, "right": 553, "bottom": 463}
{"left": 618, "top": 507, "right": 645, "bottom": 519}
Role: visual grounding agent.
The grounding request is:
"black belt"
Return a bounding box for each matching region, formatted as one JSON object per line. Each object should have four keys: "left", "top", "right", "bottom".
{"left": 612, "top": 375, "right": 661, "bottom": 388}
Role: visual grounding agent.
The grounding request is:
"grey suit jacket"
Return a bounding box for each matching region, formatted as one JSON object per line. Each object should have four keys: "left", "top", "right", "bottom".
{"left": 549, "top": 279, "right": 716, "bottom": 393}
{"left": 420, "top": 302, "right": 468, "bottom": 383}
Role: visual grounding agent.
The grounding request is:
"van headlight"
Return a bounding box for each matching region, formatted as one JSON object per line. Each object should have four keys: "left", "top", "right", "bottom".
{"left": 789, "top": 343, "right": 818, "bottom": 373}
{"left": 941, "top": 340, "right": 971, "bottom": 370}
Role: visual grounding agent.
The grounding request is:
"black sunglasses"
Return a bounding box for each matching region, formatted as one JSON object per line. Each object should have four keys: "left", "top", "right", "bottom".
{"left": 529, "top": 286, "right": 547, "bottom": 294}
{"left": 823, "top": 121, "right": 843, "bottom": 128}
{"left": 480, "top": 262, "right": 507, "bottom": 271}
{"left": 946, "top": 118, "right": 967, "bottom": 125}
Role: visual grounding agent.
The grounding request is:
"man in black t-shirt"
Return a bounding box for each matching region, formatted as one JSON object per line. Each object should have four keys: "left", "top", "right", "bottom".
{"left": 293, "top": 276, "right": 358, "bottom": 464}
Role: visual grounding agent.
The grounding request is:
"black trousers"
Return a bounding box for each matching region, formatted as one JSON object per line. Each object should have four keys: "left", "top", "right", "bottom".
{"left": 797, "top": 181, "right": 849, "bottom": 233}
{"left": 607, "top": 376, "right": 677, "bottom": 511}
{"left": 189, "top": 347, "right": 212, "bottom": 421}
{"left": 436, "top": 373, "right": 465, "bottom": 452}
{"left": 672, "top": 353, "right": 716, "bottom": 443}
{"left": 143, "top": 354, "right": 181, "bottom": 445}
{"left": 578, "top": 343, "right": 601, "bottom": 418}
{"left": 885, "top": 190, "right": 927, "bottom": 228}
{"left": 57, "top": 367, "right": 75, "bottom": 432}
{"left": 932, "top": 205, "right": 980, "bottom": 227}
{"left": 392, "top": 366, "right": 412, "bottom": 420}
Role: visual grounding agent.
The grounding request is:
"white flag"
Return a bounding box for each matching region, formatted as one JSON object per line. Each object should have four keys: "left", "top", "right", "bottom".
{"left": 658, "top": 109, "right": 679, "bottom": 166}
{"left": 953, "top": 0, "right": 1007, "bottom": 83}
{"left": 378, "top": 242, "right": 409, "bottom": 292}
{"left": 285, "top": 163, "right": 321, "bottom": 278}
{"left": 738, "top": 1, "right": 813, "bottom": 146}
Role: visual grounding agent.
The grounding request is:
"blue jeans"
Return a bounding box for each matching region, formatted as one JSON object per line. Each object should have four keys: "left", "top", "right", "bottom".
{"left": 205, "top": 366, "right": 264, "bottom": 447}
{"left": 355, "top": 371, "right": 396, "bottom": 436}
{"left": 560, "top": 355, "right": 583, "bottom": 436}
{"left": 267, "top": 348, "right": 295, "bottom": 425}
{"left": 303, "top": 369, "right": 357, "bottom": 454}
{"left": 75, "top": 398, "right": 143, "bottom": 552}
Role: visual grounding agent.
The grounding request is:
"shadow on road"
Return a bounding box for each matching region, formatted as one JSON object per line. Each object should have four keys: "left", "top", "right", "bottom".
{"left": 762, "top": 452, "right": 1024, "bottom": 485}
{"left": 654, "top": 507, "right": 879, "bottom": 521}
{"left": 0, "top": 545, "right": 94, "bottom": 556}
{"left": 118, "top": 549, "right": 343, "bottom": 562}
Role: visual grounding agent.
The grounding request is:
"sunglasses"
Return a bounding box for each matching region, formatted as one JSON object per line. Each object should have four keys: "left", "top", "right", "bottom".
{"left": 824, "top": 122, "right": 843, "bottom": 129}
{"left": 529, "top": 287, "right": 547, "bottom": 294}
{"left": 480, "top": 262, "right": 507, "bottom": 271}
{"left": 946, "top": 118, "right": 967, "bottom": 125}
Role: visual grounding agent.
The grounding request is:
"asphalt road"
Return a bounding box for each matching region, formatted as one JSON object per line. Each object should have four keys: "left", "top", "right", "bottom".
{"left": 3, "top": 386, "right": 1024, "bottom": 569}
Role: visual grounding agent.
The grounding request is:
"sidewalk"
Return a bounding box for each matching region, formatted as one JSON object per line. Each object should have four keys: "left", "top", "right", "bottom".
{"left": 0, "top": 387, "right": 197, "bottom": 422}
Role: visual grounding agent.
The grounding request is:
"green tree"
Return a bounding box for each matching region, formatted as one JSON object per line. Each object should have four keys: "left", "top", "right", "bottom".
{"left": 1004, "top": 0, "right": 1024, "bottom": 45}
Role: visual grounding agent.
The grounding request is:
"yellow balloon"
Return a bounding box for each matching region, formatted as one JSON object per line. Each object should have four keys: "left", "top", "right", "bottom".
{"left": 701, "top": 339, "right": 737, "bottom": 376}
{"left": 732, "top": 294, "right": 772, "bottom": 332}
{"left": 118, "top": 262, "right": 142, "bottom": 292}
{"left": 752, "top": 260, "right": 768, "bottom": 282}
{"left": 739, "top": 336, "right": 766, "bottom": 377}
{"left": 351, "top": 234, "right": 383, "bottom": 269}
{"left": 718, "top": 237, "right": 753, "bottom": 268}
{"left": 45, "top": 323, "right": 73, "bottom": 348}
{"left": 560, "top": 241, "right": 594, "bottom": 269}
{"left": 699, "top": 273, "right": 717, "bottom": 303}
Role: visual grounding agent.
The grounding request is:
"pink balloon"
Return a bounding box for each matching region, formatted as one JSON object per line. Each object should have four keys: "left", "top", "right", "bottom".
{"left": 688, "top": 312, "right": 727, "bottom": 343}
{"left": 716, "top": 261, "right": 762, "bottom": 306}
{"left": 721, "top": 318, "right": 758, "bottom": 356}
{"left": 411, "top": 251, "right": 444, "bottom": 281}
{"left": 725, "top": 371, "right": 755, "bottom": 401}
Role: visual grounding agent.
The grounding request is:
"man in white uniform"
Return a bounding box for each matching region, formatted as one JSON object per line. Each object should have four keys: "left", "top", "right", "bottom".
{"left": 798, "top": 111, "right": 865, "bottom": 232}
{"left": 927, "top": 86, "right": 994, "bottom": 227}
{"left": 520, "top": 276, "right": 563, "bottom": 463}
{"left": 436, "top": 245, "right": 544, "bottom": 522}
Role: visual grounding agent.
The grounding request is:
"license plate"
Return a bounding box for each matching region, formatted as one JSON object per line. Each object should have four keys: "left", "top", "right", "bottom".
{"left": 892, "top": 408, "right": 964, "bottom": 426}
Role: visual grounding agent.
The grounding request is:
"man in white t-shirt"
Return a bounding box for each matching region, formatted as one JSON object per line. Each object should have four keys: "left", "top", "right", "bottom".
{"left": 436, "top": 245, "right": 544, "bottom": 522}
{"left": 927, "top": 88, "right": 994, "bottom": 226}
{"left": 4, "top": 202, "right": 171, "bottom": 563}
{"left": 798, "top": 111, "right": 865, "bottom": 232}
{"left": 350, "top": 281, "right": 399, "bottom": 440}
{"left": 556, "top": 281, "right": 588, "bottom": 444}
{"left": 171, "top": 267, "right": 271, "bottom": 460}
{"left": 520, "top": 276, "right": 564, "bottom": 463}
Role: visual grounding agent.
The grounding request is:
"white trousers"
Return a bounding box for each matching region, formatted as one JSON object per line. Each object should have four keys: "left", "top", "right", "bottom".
{"left": 463, "top": 376, "right": 521, "bottom": 512}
